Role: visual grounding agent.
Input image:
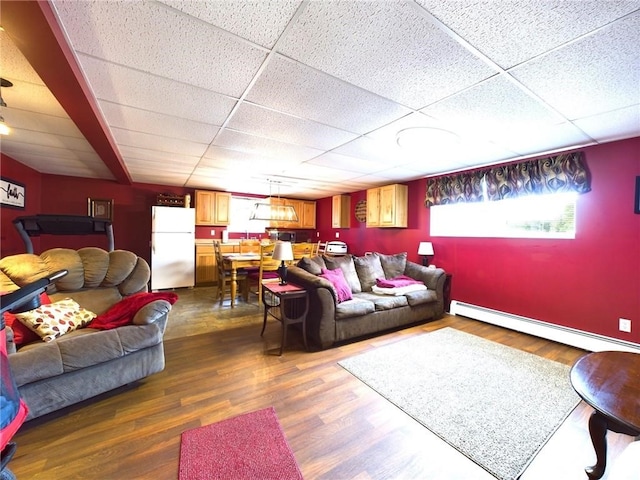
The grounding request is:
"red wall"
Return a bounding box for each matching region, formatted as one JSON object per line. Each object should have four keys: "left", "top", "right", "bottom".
{"left": 2, "top": 138, "right": 639, "bottom": 343}
{"left": 315, "top": 138, "right": 640, "bottom": 344}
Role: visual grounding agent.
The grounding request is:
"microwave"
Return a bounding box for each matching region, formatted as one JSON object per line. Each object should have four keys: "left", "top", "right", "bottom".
{"left": 276, "top": 231, "right": 296, "bottom": 242}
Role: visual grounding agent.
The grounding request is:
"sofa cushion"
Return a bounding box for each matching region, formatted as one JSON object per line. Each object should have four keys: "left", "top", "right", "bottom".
{"left": 297, "top": 256, "right": 326, "bottom": 275}
{"left": 323, "top": 255, "right": 361, "bottom": 293}
{"left": 353, "top": 255, "right": 385, "bottom": 292}
{"left": 405, "top": 288, "right": 438, "bottom": 306}
{"left": 319, "top": 268, "right": 352, "bottom": 303}
{"left": 335, "top": 297, "right": 375, "bottom": 320}
{"left": 356, "top": 292, "right": 409, "bottom": 310}
{"left": 15, "top": 298, "right": 97, "bottom": 342}
{"left": 377, "top": 252, "right": 407, "bottom": 279}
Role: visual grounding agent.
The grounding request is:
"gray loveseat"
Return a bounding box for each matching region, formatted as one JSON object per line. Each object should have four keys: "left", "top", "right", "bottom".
{"left": 0, "top": 247, "right": 172, "bottom": 420}
{"left": 287, "top": 252, "right": 446, "bottom": 349}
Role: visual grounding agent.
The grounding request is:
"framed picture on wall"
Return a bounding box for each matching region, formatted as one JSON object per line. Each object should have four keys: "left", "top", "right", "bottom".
{"left": 88, "top": 198, "right": 114, "bottom": 222}
{"left": 635, "top": 177, "right": 640, "bottom": 214}
{"left": 0, "top": 177, "right": 26, "bottom": 209}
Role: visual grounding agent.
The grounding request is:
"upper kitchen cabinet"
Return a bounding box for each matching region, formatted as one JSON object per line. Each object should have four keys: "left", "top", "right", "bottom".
{"left": 195, "top": 190, "right": 231, "bottom": 226}
{"left": 366, "top": 184, "right": 408, "bottom": 228}
{"left": 268, "top": 198, "right": 316, "bottom": 229}
{"left": 332, "top": 195, "right": 350, "bottom": 228}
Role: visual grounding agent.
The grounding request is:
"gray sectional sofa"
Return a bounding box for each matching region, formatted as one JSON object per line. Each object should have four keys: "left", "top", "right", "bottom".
{"left": 0, "top": 247, "right": 172, "bottom": 420}
{"left": 287, "top": 252, "right": 446, "bottom": 349}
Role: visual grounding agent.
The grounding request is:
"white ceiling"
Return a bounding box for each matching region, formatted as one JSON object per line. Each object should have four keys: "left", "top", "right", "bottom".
{"left": 1, "top": 0, "right": 639, "bottom": 199}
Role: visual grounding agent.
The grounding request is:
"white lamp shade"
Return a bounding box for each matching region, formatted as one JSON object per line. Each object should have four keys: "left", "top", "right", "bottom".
{"left": 418, "top": 242, "right": 434, "bottom": 256}
{"left": 272, "top": 241, "right": 294, "bottom": 261}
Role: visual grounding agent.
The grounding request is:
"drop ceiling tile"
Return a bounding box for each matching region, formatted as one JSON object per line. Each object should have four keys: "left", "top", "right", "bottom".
{"left": 228, "top": 102, "right": 358, "bottom": 150}
{"left": 214, "top": 129, "right": 323, "bottom": 163}
{"left": 308, "top": 152, "right": 389, "bottom": 174}
{"left": 53, "top": 0, "right": 267, "bottom": 97}
{"left": 333, "top": 136, "right": 406, "bottom": 164}
{"left": 491, "top": 122, "right": 594, "bottom": 157}
{"left": 422, "top": 75, "right": 564, "bottom": 137}
{"left": 2, "top": 109, "right": 87, "bottom": 140}
{"left": 110, "top": 127, "right": 209, "bottom": 157}
{"left": 415, "top": 0, "right": 640, "bottom": 69}
{"left": 510, "top": 13, "right": 640, "bottom": 120}
{"left": 1, "top": 81, "right": 69, "bottom": 119}
{"left": 279, "top": 162, "right": 365, "bottom": 182}
{"left": 277, "top": 1, "right": 495, "bottom": 109}
{"left": 573, "top": 105, "right": 640, "bottom": 143}
{"left": 129, "top": 171, "right": 190, "bottom": 186}
{"left": 2, "top": 150, "right": 113, "bottom": 179}
{"left": 124, "top": 157, "right": 199, "bottom": 173}
{"left": 246, "top": 55, "right": 412, "bottom": 134}
{"left": 1, "top": 128, "right": 97, "bottom": 152}
{"left": 0, "top": 31, "right": 45, "bottom": 85}
{"left": 98, "top": 101, "right": 218, "bottom": 144}
{"left": 118, "top": 145, "right": 201, "bottom": 166}
{"left": 77, "top": 55, "right": 238, "bottom": 125}
{"left": 157, "top": 0, "right": 302, "bottom": 48}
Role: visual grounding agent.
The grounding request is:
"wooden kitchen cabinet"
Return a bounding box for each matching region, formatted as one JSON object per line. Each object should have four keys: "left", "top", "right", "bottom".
{"left": 366, "top": 184, "right": 408, "bottom": 228}
{"left": 332, "top": 194, "right": 350, "bottom": 228}
{"left": 299, "top": 200, "right": 316, "bottom": 229}
{"left": 195, "top": 190, "right": 231, "bottom": 226}
{"left": 268, "top": 197, "right": 316, "bottom": 229}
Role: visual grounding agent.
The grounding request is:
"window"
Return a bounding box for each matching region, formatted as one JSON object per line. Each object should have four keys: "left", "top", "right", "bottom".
{"left": 430, "top": 192, "right": 577, "bottom": 239}
{"left": 227, "top": 196, "right": 268, "bottom": 234}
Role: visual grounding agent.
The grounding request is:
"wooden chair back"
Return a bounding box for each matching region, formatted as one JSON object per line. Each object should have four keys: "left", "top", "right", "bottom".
{"left": 213, "top": 240, "right": 248, "bottom": 305}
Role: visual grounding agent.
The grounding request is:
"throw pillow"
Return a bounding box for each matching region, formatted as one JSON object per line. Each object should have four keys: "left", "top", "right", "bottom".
{"left": 15, "top": 298, "right": 96, "bottom": 342}
{"left": 2, "top": 292, "right": 52, "bottom": 347}
{"left": 323, "top": 255, "right": 361, "bottom": 293}
{"left": 353, "top": 254, "right": 386, "bottom": 292}
{"left": 377, "top": 252, "right": 407, "bottom": 279}
{"left": 319, "top": 268, "right": 353, "bottom": 303}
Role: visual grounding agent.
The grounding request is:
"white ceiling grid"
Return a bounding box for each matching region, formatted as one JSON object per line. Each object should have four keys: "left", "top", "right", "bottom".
{"left": 0, "top": 0, "right": 638, "bottom": 199}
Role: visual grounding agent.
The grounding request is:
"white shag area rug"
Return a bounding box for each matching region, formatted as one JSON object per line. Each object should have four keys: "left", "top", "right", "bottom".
{"left": 339, "top": 327, "right": 580, "bottom": 480}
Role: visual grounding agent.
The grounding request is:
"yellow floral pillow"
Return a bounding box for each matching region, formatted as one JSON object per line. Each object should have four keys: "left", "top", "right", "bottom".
{"left": 15, "top": 298, "right": 96, "bottom": 342}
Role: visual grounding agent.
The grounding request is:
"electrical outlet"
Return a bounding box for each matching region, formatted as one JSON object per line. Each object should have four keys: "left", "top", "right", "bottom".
{"left": 210, "top": 229, "right": 215, "bottom": 236}
{"left": 335, "top": 232, "right": 340, "bottom": 238}
{"left": 619, "top": 318, "right": 631, "bottom": 333}
{"left": 316, "top": 232, "right": 320, "bottom": 237}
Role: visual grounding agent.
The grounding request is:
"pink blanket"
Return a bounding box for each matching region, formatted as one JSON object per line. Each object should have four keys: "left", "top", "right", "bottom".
{"left": 376, "top": 275, "right": 423, "bottom": 288}
{"left": 88, "top": 292, "right": 178, "bottom": 330}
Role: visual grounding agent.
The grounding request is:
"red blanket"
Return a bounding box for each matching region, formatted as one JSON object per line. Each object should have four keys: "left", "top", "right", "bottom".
{"left": 88, "top": 292, "right": 178, "bottom": 330}
{"left": 376, "top": 275, "right": 423, "bottom": 288}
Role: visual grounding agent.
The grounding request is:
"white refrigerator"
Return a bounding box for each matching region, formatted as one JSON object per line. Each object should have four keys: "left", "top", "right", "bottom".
{"left": 151, "top": 206, "right": 195, "bottom": 290}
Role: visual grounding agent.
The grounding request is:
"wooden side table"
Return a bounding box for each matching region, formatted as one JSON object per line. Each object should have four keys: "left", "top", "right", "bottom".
{"left": 570, "top": 351, "right": 640, "bottom": 479}
{"left": 261, "top": 282, "right": 309, "bottom": 356}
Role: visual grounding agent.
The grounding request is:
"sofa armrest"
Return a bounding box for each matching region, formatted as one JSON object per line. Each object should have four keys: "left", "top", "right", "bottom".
{"left": 287, "top": 266, "right": 338, "bottom": 349}
{"left": 132, "top": 300, "right": 172, "bottom": 328}
{"left": 404, "top": 261, "right": 446, "bottom": 312}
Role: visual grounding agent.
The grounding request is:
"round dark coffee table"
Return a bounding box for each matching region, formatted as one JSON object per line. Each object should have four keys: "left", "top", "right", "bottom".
{"left": 570, "top": 351, "right": 640, "bottom": 479}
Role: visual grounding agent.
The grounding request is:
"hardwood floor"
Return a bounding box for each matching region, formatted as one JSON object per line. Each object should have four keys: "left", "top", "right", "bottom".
{"left": 8, "top": 287, "right": 637, "bottom": 479}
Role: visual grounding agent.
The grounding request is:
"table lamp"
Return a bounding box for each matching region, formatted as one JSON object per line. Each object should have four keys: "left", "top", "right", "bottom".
{"left": 418, "top": 242, "right": 434, "bottom": 266}
{"left": 272, "top": 241, "right": 294, "bottom": 285}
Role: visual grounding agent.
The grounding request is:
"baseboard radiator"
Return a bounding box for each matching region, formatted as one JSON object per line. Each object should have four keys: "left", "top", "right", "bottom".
{"left": 450, "top": 300, "right": 640, "bottom": 354}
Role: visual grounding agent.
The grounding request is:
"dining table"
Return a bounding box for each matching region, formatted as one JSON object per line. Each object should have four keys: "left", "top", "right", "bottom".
{"left": 221, "top": 253, "right": 261, "bottom": 307}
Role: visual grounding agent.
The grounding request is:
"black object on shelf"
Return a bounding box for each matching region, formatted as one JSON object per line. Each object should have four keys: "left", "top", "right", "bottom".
{"left": 12, "top": 215, "right": 114, "bottom": 254}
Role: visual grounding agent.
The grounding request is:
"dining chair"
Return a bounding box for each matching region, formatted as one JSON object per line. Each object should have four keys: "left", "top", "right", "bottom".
{"left": 247, "top": 242, "right": 281, "bottom": 306}
{"left": 213, "top": 240, "right": 249, "bottom": 305}
{"left": 316, "top": 241, "right": 327, "bottom": 255}
{"left": 291, "top": 242, "right": 316, "bottom": 260}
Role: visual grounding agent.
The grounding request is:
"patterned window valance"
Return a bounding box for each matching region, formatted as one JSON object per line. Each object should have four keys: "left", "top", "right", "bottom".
{"left": 425, "top": 151, "right": 590, "bottom": 207}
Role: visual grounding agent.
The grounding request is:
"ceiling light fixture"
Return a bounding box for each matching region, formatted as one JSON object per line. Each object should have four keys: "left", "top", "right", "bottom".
{"left": 0, "top": 77, "right": 13, "bottom": 136}
{"left": 249, "top": 180, "right": 299, "bottom": 223}
{"left": 396, "top": 127, "right": 459, "bottom": 152}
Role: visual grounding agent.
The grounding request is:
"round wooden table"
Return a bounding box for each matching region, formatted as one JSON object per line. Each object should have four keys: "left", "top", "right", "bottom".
{"left": 570, "top": 351, "right": 640, "bottom": 479}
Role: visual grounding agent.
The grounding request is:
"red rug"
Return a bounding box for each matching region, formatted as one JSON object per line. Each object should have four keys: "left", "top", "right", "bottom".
{"left": 179, "top": 407, "right": 303, "bottom": 480}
